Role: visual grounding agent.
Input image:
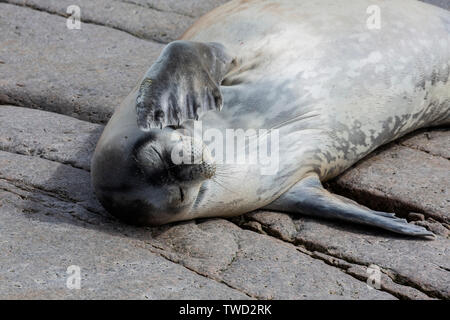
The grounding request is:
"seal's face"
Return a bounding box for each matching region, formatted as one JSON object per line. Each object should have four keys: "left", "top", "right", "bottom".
{"left": 91, "top": 127, "right": 214, "bottom": 226}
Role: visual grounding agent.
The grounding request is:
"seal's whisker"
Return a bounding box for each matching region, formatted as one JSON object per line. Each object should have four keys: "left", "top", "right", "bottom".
{"left": 266, "top": 112, "right": 320, "bottom": 132}
{"left": 211, "top": 176, "right": 239, "bottom": 195}
{"left": 213, "top": 165, "right": 242, "bottom": 180}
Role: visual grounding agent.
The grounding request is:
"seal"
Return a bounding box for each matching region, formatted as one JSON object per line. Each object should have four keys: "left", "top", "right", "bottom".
{"left": 91, "top": 0, "right": 450, "bottom": 237}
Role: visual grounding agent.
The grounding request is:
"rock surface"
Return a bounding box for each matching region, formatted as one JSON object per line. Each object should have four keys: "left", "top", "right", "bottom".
{"left": 1, "top": 0, "right": 194, "bottom": 43}
{"left": 0, "top": 191, "right": 250, "bottom": 299}
{"left": 0, "top": 106, "right": 101, "bottom": 171}
{"left": 0, "top": 3, "right": 164, "bottom": 123}
{"left": 0, "top": 0, "right": 449, "bottom": 299}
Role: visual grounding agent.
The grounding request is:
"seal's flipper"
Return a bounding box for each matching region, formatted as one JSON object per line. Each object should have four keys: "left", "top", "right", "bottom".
{"left": 136, "top": 40, "right": 235, "bottom": 130}
{"left": 264, "top": 174, "right": 435, "bottom": 238}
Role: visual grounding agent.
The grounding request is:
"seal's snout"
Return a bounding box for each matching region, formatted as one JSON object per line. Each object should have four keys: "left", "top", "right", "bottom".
{"left": 136, "top": 136, "right": 215, "bottom": 184}
{"left": 167, "top": 133, "right": 216, "bottom": 182}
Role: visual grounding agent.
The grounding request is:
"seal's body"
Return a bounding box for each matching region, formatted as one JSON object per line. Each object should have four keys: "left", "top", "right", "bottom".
{"left": 92, "top": 0, "right": 450, "bottom": 237}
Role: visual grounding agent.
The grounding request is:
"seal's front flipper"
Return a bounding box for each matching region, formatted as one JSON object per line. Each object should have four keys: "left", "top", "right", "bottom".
{"left": 136, "top": 40, "right": 235, "bottom": 130}
{"left": 264, "top": 174, "right": 435, "bottom": 238}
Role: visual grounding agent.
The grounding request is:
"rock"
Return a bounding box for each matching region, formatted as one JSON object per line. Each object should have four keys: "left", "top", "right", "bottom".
{"left": 0, "top": 106, "right": 102, "bottom": 171}
{"left": 305, "top": 251, "right": 432, "bottom": 299}
{"left": 0, "top": 190, "right": 249, "bottom": 299}
{"left": 291, "top": 217, "right": 450, "bottom": 299}
{"left": 241, "top": 209, "right": 450, "bottom": 299}
{"left": 244, "top": 211, "right": 298, "bottom": 242}
{"left": 3, "top": 0, "right": 195, "bottom": 43}
{"left": 414, "top": 220, "right": 450, "bottom": 237}
{"left": 0, "top": 3, "right": 164, "bottom": 123}
{"left": 399, "top": 128, "right": 450, "bottom": 159}
{"left": 345, "top": 266, "right": 433, "bottom": 300}
{"left": 408, "top": 213, "right": 425, "bottom": 222}
{"left": 146, "top": 219, "right": 394, "bottom": 299}
{"left": 126, "top": 0, "right": 230, "bottom": 18}
{"left": 239, "top": 220, "right": 267, "bottom": 234}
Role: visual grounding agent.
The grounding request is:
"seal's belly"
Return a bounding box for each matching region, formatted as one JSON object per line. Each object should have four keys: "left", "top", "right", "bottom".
{"left": 183, "top": 0, "right": 450, "bottom": 177}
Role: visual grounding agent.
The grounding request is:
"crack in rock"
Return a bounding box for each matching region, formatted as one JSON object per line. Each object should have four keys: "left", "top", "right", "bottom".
{"left": 0, "top": 0, "right": 169, "bottom": 43}
{"left": 119, "top": 0, "right": 195, "bottom": 18}
{"left": 236, "top": 213, "right": 438, "bottom": 299}
{"left": 138, "top": 242, "right": 256, "bottom": 299}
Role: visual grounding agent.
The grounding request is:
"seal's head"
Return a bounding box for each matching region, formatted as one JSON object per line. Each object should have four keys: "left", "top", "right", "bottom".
{"left": 91, "top": 126, "right": 215, "bottom": 226}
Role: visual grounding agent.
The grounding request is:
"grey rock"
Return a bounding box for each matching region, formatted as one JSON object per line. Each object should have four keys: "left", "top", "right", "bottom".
{"left": 140, "top": 219, "right": 395, "bottom": 299}
{"left": 244, "top": 210, "right": 450, "bottom": 299}
{"left": 408, "top": 212, "right": 425, "bottom": 222}
{"left": 0, "top": 105, "right": 102, "bottom": 171}
{"left": 0, "top": 3, "right": 164, "bottom": 123}
{"left": 125, "top": 0, "right": 230, "bottom": 18}
{"left": 292, "top": 216, "right": 450, "bottom": 299}
{"left": 240, "top": 202, "right": 450, "bottom": 299}
{"left": 399, "top": 128, "right": 450, "bottom": 160}
{"left": 0, "top": 189, "right": 249, "bottom": 299}
{"left": 344, "top": 265, "right": 434, "bottom": 300}
{"left": 3, "top": 0, "right": 195, "bottom": 43}
{"left": 244, "top": 210, "right": 298, "bottom": 242}
{"left": 307, "top": 251, "right": 432, "bottom": 299}
{"left": 0, "top": 149, "right": 104, "bottom": 215}
{"left": 414, "top": 220, "right": 450, "bottom": 237}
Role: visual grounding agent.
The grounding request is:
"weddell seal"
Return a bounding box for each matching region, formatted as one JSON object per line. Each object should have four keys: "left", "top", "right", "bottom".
{"left": 91, "top": 0, "right": 450, "bottom": 237}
